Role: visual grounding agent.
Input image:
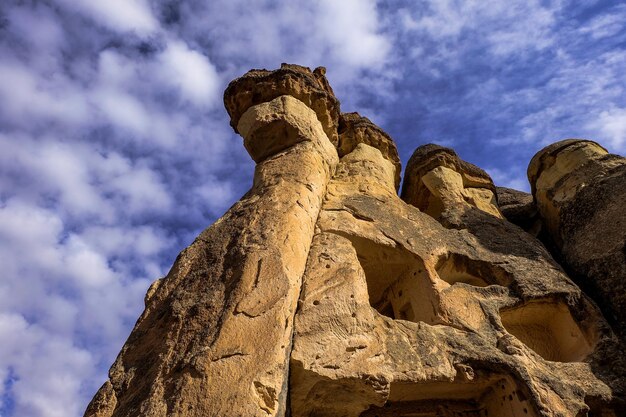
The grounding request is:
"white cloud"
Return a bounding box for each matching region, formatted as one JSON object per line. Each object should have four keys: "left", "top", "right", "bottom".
{"left": 586, "top": 107, "right": 626, "bottom": 151}
{"left": 0, "top": 313, "right": 94, "bottom": 417}
{"left": 81, "top": 225, "right": 167, "bottom": 259}
{"left": 314, "top": 0, "right": 390, "bottom": 68}
{"left": 0, "top": 61, "right": 90, "bottom": 127}
{"left": 194, "top": 177, "right": 236, "bottom": 214}
{"left": 96, "top": 49, "right": 142, "bottom": 87}
{"left": 0, "top": 132, "right": 176, "bottom": 220}
{"left": 580, "top": 5, "right": 626, "bottom": 40}
{"left": 107, "top": 164, "right": 173, "bottom": 214}
{"left": 7, "top": 6, "right": 65, "bottom": 51}
{"left": 396, "top": 0, "right": 559, "bottom": 57}
{"left": 171, "top": 0, "right": 391, "bottom": 90}
{"left": 0, "top": 199, "right": 152, "bottom": 416}
{"left": 158, "top": 40, "right": 221, "bottom": 106}
{"left": 0, "top": 134, "right": 110, "bottom": 218}
{"left": 92, "top": 86, "right": 153, "bottom": 135}
{"left": 55, "top": 0, "right": 159, "bottom": 35}
{"left": 502, "top": 49, "right": 626, "bottom": 153}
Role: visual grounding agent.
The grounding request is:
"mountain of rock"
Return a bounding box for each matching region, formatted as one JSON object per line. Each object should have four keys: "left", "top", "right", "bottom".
{"left": 85, "top": 64, "right": 626, "bottom": 417}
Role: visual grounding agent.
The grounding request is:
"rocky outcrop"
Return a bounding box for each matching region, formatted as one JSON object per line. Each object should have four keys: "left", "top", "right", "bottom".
{"left": 528, "top": 139, "right": 626, "bottom": 339}
{"left": 337, "top": 112, "right": 402, "bottom": 189}
{"left": 401, "top": 144, "right": 501, "bottom": 221}
{"left": 290, "top": 140, "right": 619, "bottom": 417}
{"left": 85, "top": 65, "right": 626, "bottom": 417}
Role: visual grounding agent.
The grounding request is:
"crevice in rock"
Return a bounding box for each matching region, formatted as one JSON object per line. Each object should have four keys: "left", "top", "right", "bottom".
{"left": 211, "top": 352, "right": 247, "bottom": 362}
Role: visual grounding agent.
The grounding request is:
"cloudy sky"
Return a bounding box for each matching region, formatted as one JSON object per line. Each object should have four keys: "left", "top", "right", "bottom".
{"left": 0, "top": 0, "right": 624, "bottom": 416}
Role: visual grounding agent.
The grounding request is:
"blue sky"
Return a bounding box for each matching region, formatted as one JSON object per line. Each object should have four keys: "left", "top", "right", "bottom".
{"left": 0, "top": 1, "right": 624, "bottom": 416}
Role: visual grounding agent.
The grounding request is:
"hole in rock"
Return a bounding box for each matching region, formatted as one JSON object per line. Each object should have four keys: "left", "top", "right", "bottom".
{"left": 435, "top": 253, "right": 512, "bottom": 287}
{"left": 350, "top": 236, "right": 437, "bottom": 325}
{"left": 360, "top": 376, "right": 537, "bottom": 417}
{"left": 500, "top": 301, "right": 596, "bottom": 362}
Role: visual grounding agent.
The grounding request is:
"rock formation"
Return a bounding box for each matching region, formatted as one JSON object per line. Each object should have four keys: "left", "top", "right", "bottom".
{"left": 85, "top": 64, "right": 626, "bottom": 417}
{"left": 528, "top": 140, "right": 626, "bottom": 339}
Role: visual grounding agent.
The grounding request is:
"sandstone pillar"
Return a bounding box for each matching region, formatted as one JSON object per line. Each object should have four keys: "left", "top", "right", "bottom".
{"left": 84, "top": 69, "right": 338, "bottom": 417}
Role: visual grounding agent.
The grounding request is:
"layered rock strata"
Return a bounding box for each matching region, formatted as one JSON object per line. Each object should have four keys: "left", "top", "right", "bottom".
{"left": 85, "top": 65, "right": 626, "bottom": 417}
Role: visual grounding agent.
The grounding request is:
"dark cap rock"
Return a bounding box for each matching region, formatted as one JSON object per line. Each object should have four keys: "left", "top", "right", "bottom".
{"left": 224, "top": 63, "right": 341, "bottom": 145}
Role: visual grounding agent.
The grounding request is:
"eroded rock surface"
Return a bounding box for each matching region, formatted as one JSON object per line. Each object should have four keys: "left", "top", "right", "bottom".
{"left": 290, "top": 140, "right": 620, "bottom": 417}
{"left": 526, "top": 139, "right": 626, "bottom": 411}
{"left": 85, "top": 81, "right": 338, "bottom": 417}
{"left": 401, "top": 144, "right": 502, "bottom": 221}
{"left": 528, "top": 139, "right": 626, "bottom": 339}
{"left": 86, "top": 66, "right": 625, "bottom": 417}
{"left": 337, "top": 112, "right": 402, "bottom": 189}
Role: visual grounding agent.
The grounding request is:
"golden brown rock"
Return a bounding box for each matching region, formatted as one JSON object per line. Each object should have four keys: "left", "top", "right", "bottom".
{"left": 290, "top": 137, "right": 620, "bottom": 417}
{"left": 224, "top": 63, "right": 341, "bottom": 146}
{"left": 337, "top": 112, "right": 401, "bottom": 189}
{"left": 85, "top": 66, "right": 626, "bottom": 417}
{"left": 85, "top": 91, "right": 338, "bottom": 416}
{"left": 402, "top": 144, "right": 502, "bottom": 221}
{"left": 528, "top": 139, "right": 626, "bottom": 342}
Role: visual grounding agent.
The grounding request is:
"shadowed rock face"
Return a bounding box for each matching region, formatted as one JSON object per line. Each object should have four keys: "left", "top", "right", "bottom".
{"left": 496, "top": 187, "right": 541, "bottom": 234}
{"left": 528, "top": 139, "right": 626, "bottom": 339}
{"left": 85, "top": 66, "right": 625, "bottom": 417}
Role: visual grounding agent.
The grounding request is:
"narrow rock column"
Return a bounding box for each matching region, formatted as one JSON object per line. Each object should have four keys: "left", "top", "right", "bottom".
{"left": 290, "top": 114, "right": 404, "bottom": 417}
{"left": 84, "top": 94, "right": 338, "bottom": 417}
{"left": 528, "top": 139, "right": 626, "bottom": 336}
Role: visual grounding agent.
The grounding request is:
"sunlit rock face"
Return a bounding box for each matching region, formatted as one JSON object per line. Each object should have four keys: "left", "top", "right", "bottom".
{"left": 85, "top": 65, "right": 625, "bottom": 417}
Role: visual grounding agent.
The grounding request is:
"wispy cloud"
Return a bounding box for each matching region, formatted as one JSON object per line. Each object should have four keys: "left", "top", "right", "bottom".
{"left": 55, "top": 0, "right": 159, "bottom": 35}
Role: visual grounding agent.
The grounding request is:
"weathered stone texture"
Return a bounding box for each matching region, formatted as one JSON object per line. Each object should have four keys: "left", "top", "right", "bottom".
{"left": 337, "top": 112, "right": 402, "bottom": 189}
{"left": 290, "top": 139, "right": 619, "bottom": 416}
{"left": 86, "top": 66, "right": 625, "bottom": 417}
{"left": 224, "top": 63, "right": 340, "bottom": 146}
{"left": 85, "top": 89, "right": 338, "bottom": 416}
{"left": 528, "top": 139, "right": 626, "bottom": 339}
{"left": 402, "top": 144, "right": 501, "bottom": 221}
